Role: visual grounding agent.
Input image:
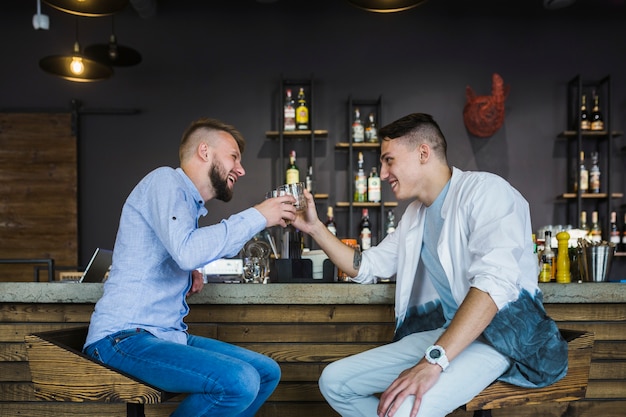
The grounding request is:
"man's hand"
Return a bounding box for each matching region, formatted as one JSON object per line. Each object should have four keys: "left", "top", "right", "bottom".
{"left": 255, "top": 194, "right": 297, "bottom": 228}
{"left": 187, "top": 269, "right": 204, "bottom": 297}
{"left": 377, "top": 362, "right": 442, "bottom": 417}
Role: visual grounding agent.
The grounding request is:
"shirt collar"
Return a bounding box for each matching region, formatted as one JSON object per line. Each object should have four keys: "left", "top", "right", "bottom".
{"left": 176, "top": 167, "right": 208, "bottom": 217}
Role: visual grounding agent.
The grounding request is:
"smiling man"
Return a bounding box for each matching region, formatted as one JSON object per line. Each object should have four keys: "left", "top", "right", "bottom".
{"left": 84, "top": 117, "right": 297, "bottom": 417}
{"left": 292, "top": 113, "right": 567, "bottom": 417}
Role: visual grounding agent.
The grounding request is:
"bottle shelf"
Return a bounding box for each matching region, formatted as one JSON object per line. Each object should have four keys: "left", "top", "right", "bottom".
{"left": 557, "top": 130, "right": 623, "bottom": 139}
{"left": 559, "top": 193, "right": 624, "bottom": 199}
{"left": 336, "top": 201, "right": 398, "bottom": 208}
{"left": 335, "top": 142, "right": 380, "bottom": 149}
{"left": 266, "top": 130, "right": 328, "bottom": 138}
{"left": 314, "top": 194, "right": 329, "bottom": 200}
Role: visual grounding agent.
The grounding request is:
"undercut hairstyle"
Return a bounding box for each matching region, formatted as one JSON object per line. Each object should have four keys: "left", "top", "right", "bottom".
{"left": 179, "top": 117, "right": 245, "bottom": 163}
{"left": 378, "top": 113, "right": 448, "bottom": 161}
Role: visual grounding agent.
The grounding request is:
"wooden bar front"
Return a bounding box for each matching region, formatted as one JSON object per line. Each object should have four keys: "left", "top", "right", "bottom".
{"left": 0, "top": 282, "right": 624, "bottom": 417}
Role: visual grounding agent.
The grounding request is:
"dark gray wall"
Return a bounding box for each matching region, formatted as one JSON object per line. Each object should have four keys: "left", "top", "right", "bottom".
{"left": 1, "top": 0, "right": 625, "bottom": 267}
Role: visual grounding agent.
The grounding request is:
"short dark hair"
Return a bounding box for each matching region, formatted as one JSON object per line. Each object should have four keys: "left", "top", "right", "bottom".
{"left": 179, "top": 117, "right": 245, "bottom": 162}
{"left": 379, "top": 113, "right": 447, "bottom": 160}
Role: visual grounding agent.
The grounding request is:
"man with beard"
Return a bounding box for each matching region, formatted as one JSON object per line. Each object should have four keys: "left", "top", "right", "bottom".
{"left": 84, "top": 117, "right": 297, "bottom": 417}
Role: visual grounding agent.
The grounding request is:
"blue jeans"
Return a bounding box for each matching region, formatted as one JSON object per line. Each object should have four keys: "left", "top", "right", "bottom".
{"left": 84, "top": 329, "right": 281, "bottom": 417}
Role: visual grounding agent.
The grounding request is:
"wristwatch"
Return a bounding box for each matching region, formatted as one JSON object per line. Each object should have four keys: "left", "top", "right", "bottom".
{"left": 425, "top": 345, "right": 449, "bottom": 371}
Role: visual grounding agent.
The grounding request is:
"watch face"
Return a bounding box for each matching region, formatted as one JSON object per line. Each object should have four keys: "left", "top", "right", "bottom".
{"left": 430, "top": 348, "right": 441, "bottom": 359}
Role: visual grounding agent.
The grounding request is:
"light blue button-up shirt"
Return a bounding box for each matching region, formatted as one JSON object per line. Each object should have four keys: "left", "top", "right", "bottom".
{"left": 85, "top": 167, "right": 266, "bottom": 347}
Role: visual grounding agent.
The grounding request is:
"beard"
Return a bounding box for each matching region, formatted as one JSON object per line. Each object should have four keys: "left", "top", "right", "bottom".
{"left": 209, "top": 160, "right": 233, "bottom": 202}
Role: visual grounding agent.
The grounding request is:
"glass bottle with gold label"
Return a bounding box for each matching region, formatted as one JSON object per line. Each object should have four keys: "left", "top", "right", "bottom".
{"left": 286, "top": 150, "right": 299, "bottom": 184}
{"left": 354, "top": 152, "right": 367, "bottom": 202}
{"left": 284, "top": 88, "right": 296, "bottom": 131}
{"left": 590, "top": 94, "right": 604, "bottom": 131}
{"left": 589, "top": 151, "right": 600, "bottom": 193}
{"left": 296, "top": 87, "right": 309, "bottom": 130}
{"left": 352, "top": 107, "right": 364, "bottom": 143}
{"left": 579, "top": 94, "right": 590, "bottom": 131}
{"left": 590, "top": 211, "right": 602, "bottom": 243}
{"left": 367, "top": 166, "right": 381, "bottom": 203}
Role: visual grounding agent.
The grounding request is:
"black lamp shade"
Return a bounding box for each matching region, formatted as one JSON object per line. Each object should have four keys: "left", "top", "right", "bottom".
{"left": 39, "top": 55, "right": 113, "bottom": 82}
{"left": 347, "top": 0, "right": 429, "bottom": 13}
{"left": 43, "top": 0, "right": 129, "bottom": 17}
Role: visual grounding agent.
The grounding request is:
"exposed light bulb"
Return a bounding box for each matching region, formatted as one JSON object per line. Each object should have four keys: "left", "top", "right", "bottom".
{"left": 70, "top": 56, "right": 84, "bottom": 75}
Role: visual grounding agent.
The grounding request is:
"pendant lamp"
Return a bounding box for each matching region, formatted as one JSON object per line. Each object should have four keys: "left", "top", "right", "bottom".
{"left": 84, "top": 17, "right": 142, "bottom": 67}
{"left": 347, "top": 0, "right": 429, "bottom": 13}
{"left": 39, "top": 19, "right": 113, "bottom": 82}
{"left": 43, "top": 0, "right": 129, "bottom": 17}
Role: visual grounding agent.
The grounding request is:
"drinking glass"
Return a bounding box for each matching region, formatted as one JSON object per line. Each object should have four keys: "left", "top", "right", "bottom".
{"left": 276, "top": 182, "right": 307, "bottom": 211}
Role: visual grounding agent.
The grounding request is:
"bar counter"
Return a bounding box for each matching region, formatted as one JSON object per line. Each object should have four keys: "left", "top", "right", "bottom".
{"left": 1, "top": 282, "right": 625, "bottom": 417}
{"left": 1, "top": 281, "right": 625, "bottom": 304}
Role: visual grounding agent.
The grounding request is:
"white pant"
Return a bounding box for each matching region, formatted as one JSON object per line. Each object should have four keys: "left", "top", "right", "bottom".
{"left": 318, "top": 328, "right": 511, "bottom": 417}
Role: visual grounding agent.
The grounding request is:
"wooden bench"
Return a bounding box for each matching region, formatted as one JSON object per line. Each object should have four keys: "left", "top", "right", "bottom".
{"left": 25, "top": 327, "right": 593, "bottom": 417}
{"left": 463, "top": 329, "right": 594, "bottom": 416}
{"left": 25, "top": 326, "right": 177, "bottom": 417}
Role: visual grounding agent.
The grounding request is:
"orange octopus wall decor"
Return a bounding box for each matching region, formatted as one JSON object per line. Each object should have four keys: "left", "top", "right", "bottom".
{"left": 463, "top": 73, "right": 510, "bottom": 138}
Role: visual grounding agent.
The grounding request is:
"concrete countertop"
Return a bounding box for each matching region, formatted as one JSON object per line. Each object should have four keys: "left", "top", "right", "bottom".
{"left": 0, "top": 282, "right": 624, "bottom": 304}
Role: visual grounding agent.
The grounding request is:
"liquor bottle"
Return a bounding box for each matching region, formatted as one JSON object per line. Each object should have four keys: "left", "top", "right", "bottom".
{"left": 590, "top": 211, "right": 602, "bottom": 243}
{"left": 579, "top": 94, "right": 590, "bottom": 131}
{"left": 296, "top": 87, "right": 309, "bottom": 130}
{"left": 352, "top": 107, "right": 364, "bottom": 143}
{"left": 577, "top": 151, "right": 588, "bottom": 193}
{"left": 609, "top": 211, "right": 620, "bottom": 246}
{"left": 538, "top": 230, "right": 555, "bottom": 282}
{"left": 354, "top": 152, "right": 367, "bottom": 202}
{"left": 286, "top": 150, "right": 299, "bottom": 184}
{"left": 367, "top": 166, "right": 381, "bottom": 203}
{"left": 590, "top": 94, "right": 604, "bottom": 131}
{"left": 305, "top": 165, "right": 314, "bottom": 193}
{"left": 359, "top": 208, "right": 372, "bottom": 251}
{"left": 284, "top": 88, "right": 296, "bottom": 131}
{"left": 580, "top": 210, "right": 589, "bottom": 234}
{"left": 589, "top": 151, "right": 600, "bottom": 193}
{"left": 325, "top": 206, "right": 337, "bottom": 236}
{"left": 385, "top": 209, "right": 396, "bottom": 236}
{"left": 621, "top": 213, "right": 626, "bottom": 252}
{"left": 365, "top": 112, "right": 378, "bottom": 143}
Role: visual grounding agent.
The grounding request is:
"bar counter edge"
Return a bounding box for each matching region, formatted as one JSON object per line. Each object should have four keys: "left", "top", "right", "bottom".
{"left": 1, "top": 282, "right": 624, "bottom": 304}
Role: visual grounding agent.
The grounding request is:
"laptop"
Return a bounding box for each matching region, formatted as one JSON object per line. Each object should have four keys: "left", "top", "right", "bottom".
{"left": 79, "top": 248, "right": 113, "bottom": 283}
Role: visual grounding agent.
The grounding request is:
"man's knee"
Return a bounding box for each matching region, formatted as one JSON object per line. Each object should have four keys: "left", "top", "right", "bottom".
{"left": 318, "top": 360, "right": 344, "bottom": 399}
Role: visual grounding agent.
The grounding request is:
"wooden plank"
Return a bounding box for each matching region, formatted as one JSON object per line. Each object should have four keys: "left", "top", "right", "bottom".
{"left": 268, "top": 381, "right": 325, "bottom": 402}
{"left": 0, "top": 303, "right": 94, "bottom": 323}
{"left": 585, "top": 380, "right": 626, "bottom": 399}
{"left": 589, "top": 361, "right": 626, "bottom": 380}
{"left": 0, "top": 362, "right": 30, "bottom": 381}
{"left": 233, "top": 343, "right": 384, "bottom": 363}
{"left": 207, "top": 323, "right": 394, "bottom": 343}
{"left": 546, "top": 304, "right": 626, "bottom": 321}
{"left": 552, "top": 322, "right": 626, "bottom": 341}
{"left": 0, "top": 382, "right": 35, "bottom": 401}
{"left": 277, "top": 363, "right": 327, "bottom": 382}
{"left": 0, "top": 113, "right": 77, "bottom": 282}
{"left": 592, "top": 340, "right": 626, "bottom": 360}
{"left": 257, "top": 402, "right": 340, "bottom": 417}
{"left": 0, "top": 323, "right": 90, "bottom": 342}
{"left": 186, "top": 304, "right": 395, "bottom": 323}
{"left": 0, "top": 342, "right": 28, "bottom": 361}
